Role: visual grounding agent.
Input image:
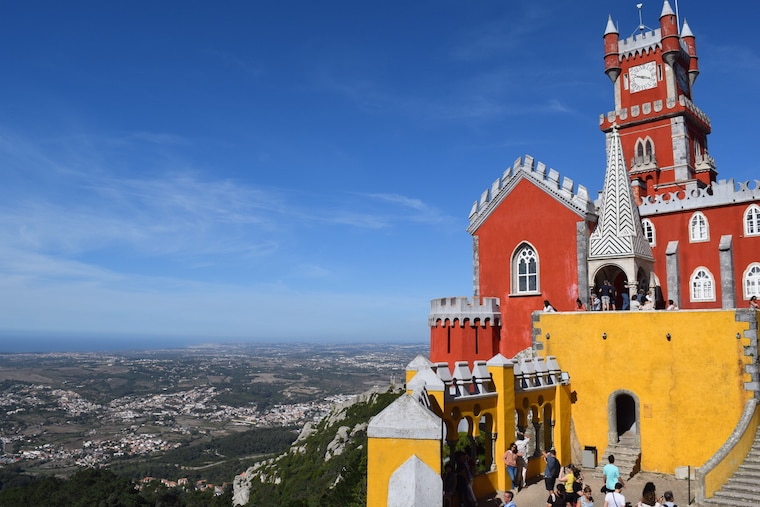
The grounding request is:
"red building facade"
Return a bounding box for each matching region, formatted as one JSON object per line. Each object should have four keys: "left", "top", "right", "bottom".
{"left": 430, "top": 0, "right": 760, "bottom": 364}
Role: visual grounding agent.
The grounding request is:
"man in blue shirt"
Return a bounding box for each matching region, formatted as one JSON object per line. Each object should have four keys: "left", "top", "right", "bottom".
{"left": 603, "top": 454, "right": 621, "bottom": 492}
{"left": 543, "top": 449, "right": 560, "bottom": 492}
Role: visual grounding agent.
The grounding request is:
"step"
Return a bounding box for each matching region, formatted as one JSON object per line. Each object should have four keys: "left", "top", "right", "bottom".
{"left": 705, "top": 490, "right": 760, "bottom": 506}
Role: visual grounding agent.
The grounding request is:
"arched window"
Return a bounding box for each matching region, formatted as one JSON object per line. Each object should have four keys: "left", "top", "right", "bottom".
{"left": 513, "top": 244, "right": 539, "bottom": 294}
{"left": 689, "top": 212, "right": 709, "bottom": 242}
{"left": 641, "top": 219, "right": 655, "bottom": 246}
{"left": 744, "top": 263, "right": 760, "bottom": 299}
{"left": 634, "top": 137, "right": 655, "bottom": 165}
{"left": 690, "top": 267, "right": 715, "bottom": 302}
{"left": 694, "top": 140, "right": 703, "bottom": 163}
{"left": 745, "top": 204, "right": 760, "bottom": 236}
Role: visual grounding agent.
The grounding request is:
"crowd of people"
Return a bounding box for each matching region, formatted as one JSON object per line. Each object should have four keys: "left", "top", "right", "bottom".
{"left": 442, "top": 441, "right": 682, "bottom": 507}
{"left": 543, "top": 281, "right": 685, "bottom": 313}
{"left": 495, "top": 452, "right": 680, "bottom": 507}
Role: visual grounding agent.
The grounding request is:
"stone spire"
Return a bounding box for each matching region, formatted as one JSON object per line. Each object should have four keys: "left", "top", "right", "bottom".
{"left": 589, "top": 127, "right": 653, "bottom": 261}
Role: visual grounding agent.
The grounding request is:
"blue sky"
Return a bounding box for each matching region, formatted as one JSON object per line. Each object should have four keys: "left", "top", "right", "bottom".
{"left": 0, "top": 1, "right": 758, "bottom": 350}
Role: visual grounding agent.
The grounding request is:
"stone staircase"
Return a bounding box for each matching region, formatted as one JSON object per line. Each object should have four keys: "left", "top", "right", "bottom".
{"left": 594, "top": 433, "right": 641, "bottom": 483}
{"left": 702, "top": 428, "right": 760, "bottom": 506}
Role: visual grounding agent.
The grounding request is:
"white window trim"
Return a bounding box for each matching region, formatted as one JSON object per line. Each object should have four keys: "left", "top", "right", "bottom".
{"left": 690, "top": 266, "right": 716, "bottom": 302}
{"left": 744, "top": 263, "right": 760, "bottom": 299}
{"left": 689, "top": 212, "right": 710, "bottom": 243}
{"left": 641, "top": 218, "right": 656, "bottom": 246}
{"left": 511, "top": 243, "right": 540, "bottom": 296}
{"left": 744, "top": 204, "right": 760, "bottom": 237}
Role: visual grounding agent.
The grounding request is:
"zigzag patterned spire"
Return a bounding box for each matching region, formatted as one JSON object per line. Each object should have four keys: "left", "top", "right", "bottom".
{"left": 589, "top": 127, "right": 653, "bottom": 260}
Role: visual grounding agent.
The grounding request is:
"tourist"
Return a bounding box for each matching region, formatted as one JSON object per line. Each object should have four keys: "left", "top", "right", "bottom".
{"left": 558, "top": 464, "right": 576, "bottom": 494}
{"left": 442, "top": 462, "right": 457, "bottom": 507}
{"left": 599, "top": 280, "right": 614, "bottom": 311}
{"left": 590, "top": 294, "right": 602, "bottom": 311}
{"left": 641, "top": 297, "right": 654, "bottom": 310}
{"left": 454, "top": 451, "right": 476, "bottom": 507}
{"left": 575, "top": 298, "right": 586, "bottom": 311}
{"left": 637, "top": 481, "right": 662, "bottom": 507}
{"left": 503, "top": 490, "right": 517, "bottom": 507}
{"left": 661, "top": 490, "right": 677, "bottom": 507}
{"left": 602, "top": 455, "right": 620, "bottom": 493}
{"left": 621, "top": 291, "right": 630, "bottom": 310}
{"left": 546, "top": 482, "right": 567, "bottom": 507}
{"left": 579, "top": 485, "right": 594, "bottom": 507}
{"left": 569, "top": 465, "right": 584, "bottom": 505}
{"left": 630, "top": 294, "right": 641, "bottom": 311}
{"left": 544, "top": 300, "right": 557, "bottom": 312}
{"left": 515, "top": 432, "right": 530, "bottom": 489}
{"left": 503, "top": 442, "right": 519, "bottom": 490}
{"left": 603, "top": 482, "right": 625, "bottom": 507}
{"left": 543, "top": 449, "right": 561, "bottom": 492}
{"left": 666, "top": 299, "right": 678, "bottom": 310}
{"left": 750, "top": 295, "right": 759, "bottom": 309}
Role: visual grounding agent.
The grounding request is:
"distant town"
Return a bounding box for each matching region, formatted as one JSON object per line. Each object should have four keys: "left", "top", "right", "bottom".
{"left": 0, "top": 342, "right": 426, "bottom": 489}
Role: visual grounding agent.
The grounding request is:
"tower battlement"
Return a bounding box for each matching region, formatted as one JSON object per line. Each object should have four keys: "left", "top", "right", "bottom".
{"left": 619, "top": 28, "right": 662, "bottom": 59}
{"left": 428, "top": 296, "right": 500, "bottom": 326}
{"left": 467, "top": 155, "right": 594, "bottom": 233}
{"left": 638, "top": 178, "right": 760, "bottom": 216}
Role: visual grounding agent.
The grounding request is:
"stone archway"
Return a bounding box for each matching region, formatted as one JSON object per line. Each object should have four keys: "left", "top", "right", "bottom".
{"left": 607, "top": 390, "right": 640, "bottom": 446}
{"left": 593, "top": 264, "right": 628, "bottom": 310}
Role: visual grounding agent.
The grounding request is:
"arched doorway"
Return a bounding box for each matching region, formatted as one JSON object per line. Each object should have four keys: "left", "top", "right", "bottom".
{"left": 608, "top": 391, "right": 640, "bottom": 445}
{"left": 593, "top": 265, "right": 628, "bottom": 310}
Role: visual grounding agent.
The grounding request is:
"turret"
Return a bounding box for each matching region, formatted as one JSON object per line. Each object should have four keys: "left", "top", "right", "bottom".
{"left": 428, "top": 296, "right": 501, "bottom": 371}
{"left": 681, "top": 19, "right": 700, "bottom": 86}
{"left": 603, "top": 15, "right": 621, "bottom": 83}
{"left": 659, "top": 0, "right": 680, "bottom": 66}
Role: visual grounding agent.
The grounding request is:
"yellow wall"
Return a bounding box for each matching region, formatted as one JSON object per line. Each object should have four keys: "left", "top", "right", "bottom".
{"left": 367, "top": 437, "right": 441, "bottom": 507}
{"left": 534, "top": 310, "right": 754, "bottom": 473}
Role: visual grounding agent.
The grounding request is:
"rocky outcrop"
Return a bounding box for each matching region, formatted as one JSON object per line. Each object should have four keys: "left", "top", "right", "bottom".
{"left": 232, "top": 386, "right": 401, "bottom": 506}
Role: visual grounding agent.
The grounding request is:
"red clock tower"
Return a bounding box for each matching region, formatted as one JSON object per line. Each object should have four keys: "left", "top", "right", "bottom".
{"left": 600, "top": 1, "right": 716, "bottom": 203}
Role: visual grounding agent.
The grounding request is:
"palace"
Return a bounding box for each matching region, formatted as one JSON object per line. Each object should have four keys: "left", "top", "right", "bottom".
{"left": 367, "top": 2, "right": 760, "bottom": 506}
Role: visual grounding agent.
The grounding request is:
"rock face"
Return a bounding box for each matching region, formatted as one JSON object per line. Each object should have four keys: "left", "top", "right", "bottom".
{"left": 232, "top": 386, "right": 400, "bottom": 506}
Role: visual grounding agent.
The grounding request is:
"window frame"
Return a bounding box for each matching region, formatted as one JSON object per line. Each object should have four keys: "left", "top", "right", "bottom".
{"left": 511, "top": 243, "right": 540, "bottom": 295}
{"left": 744, "top": 204, "right": 760, "bottom": 237}
{"left": 689, "top": 212, "right": 709, "bottom": 243}
{"left": 641, "top": 218, "right": 656, "bottom": 246}
{"left": 744, "top": 263, "right": 760, "bottom": 299}
{"left": 690, "top": 267, "right": 716, "bottom": 302}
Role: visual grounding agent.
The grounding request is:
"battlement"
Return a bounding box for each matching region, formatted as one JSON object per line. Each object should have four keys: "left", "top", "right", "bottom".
{"left": 467, "top": 155, "right": 594, "bottom": 233}
{"left": 600, "top": 94, "right": 711, "bottom": 129}
{"left": 408, "top": 356, "right": 569, "bottom": 403}
{"left": 619, "top": 28, "right": 662, "bottom": 59}
{"left": 428, "top": 296, "right": 500, "bottom": 326}
{"left": 639, "top": 178, "right": 760, "bottom": 216}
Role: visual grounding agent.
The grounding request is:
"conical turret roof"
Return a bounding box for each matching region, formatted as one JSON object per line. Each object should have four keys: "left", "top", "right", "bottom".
{"left": 588, "top": 127, "right": 654, "bottom": 261}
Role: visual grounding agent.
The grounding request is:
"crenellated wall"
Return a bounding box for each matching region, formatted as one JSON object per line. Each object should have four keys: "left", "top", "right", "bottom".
{"left": 617, "top": 28, "right": 662, "bottom": 59}
{"left": 638, "top": 178, "right": 760, "bottom": 215}
{"left": 428, "top": 296, "right": 501, "bottom": 326}
{"left": 467, "top": 155, "right": 594, "bottom": 233}
{"left": 429, "top": 297, "right": 502, "bottom": 369}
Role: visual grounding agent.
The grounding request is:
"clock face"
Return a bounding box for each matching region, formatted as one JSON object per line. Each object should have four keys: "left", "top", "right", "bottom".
{"left": 629, "top": 62, "right": 657, "bottom": 93}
